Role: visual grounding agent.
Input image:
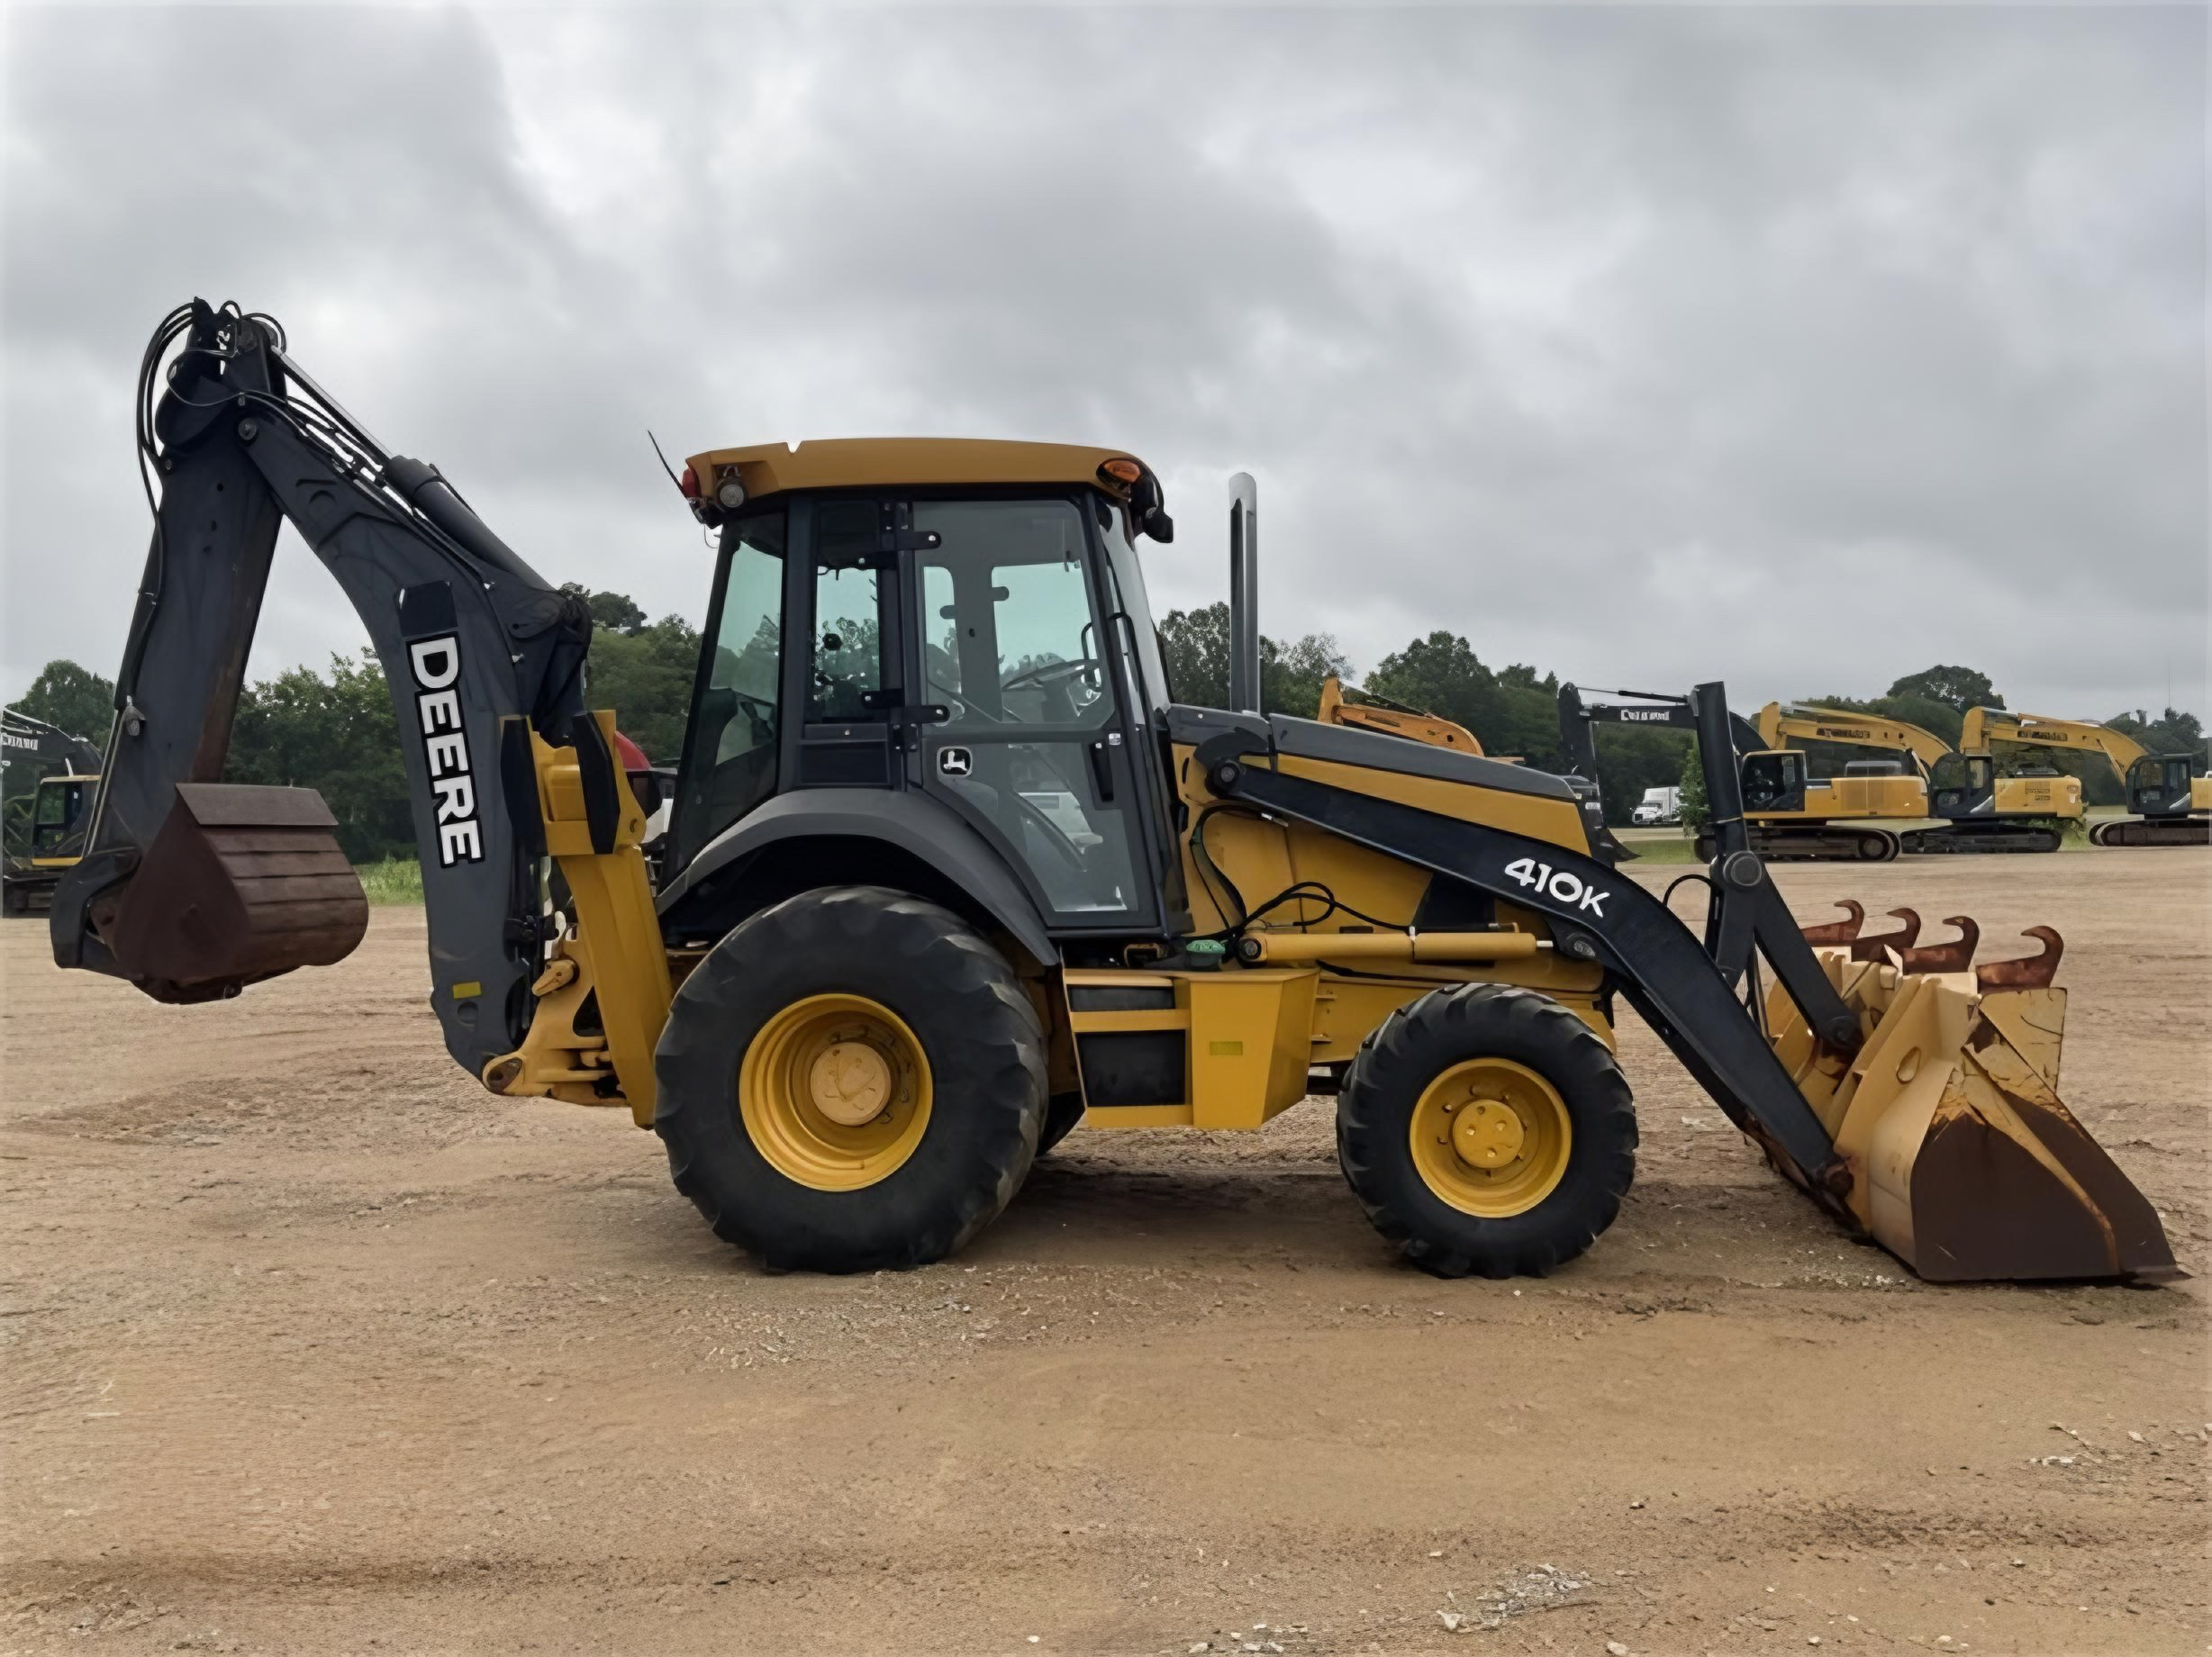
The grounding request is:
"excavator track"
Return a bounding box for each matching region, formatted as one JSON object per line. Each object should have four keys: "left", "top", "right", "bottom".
{"left": 2090, "top": 817, "right": 2210, "bottom": 848}
{"left": 1899, "top": 822, "right": 2063, "bottom": 856}
{"left": 1698, "top": 825, "right": 1899, "bottom": 862}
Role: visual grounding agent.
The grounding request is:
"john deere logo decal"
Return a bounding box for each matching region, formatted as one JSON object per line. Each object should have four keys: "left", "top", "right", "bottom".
{"left": 938, "top": 747, "right": 973, "bottom": 779}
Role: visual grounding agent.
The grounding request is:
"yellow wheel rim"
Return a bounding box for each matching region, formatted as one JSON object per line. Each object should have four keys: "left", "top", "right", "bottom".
{"left": 740, "top": 993, "right": 933, "bottom": 1191}
{"left": 1408, "top": 1057, "right": 1572, "bottom": 1218}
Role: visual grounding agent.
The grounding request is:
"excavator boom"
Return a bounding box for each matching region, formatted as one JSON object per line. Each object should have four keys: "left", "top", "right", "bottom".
{"left": 1754, "top": 702, "right": 1953, "bottom": 774}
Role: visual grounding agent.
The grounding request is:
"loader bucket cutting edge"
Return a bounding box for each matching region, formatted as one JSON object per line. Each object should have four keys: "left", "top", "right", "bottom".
{"left": 1760, "top": 930, "right": 2180, "bottom": 1284}
{"left": 100, "top": 783, "right": 367, "bottom": 1002}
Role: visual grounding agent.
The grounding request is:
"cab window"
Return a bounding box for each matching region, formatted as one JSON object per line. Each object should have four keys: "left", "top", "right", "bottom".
{"left": 672, "top": 509, "right": 785, "bottom": 869}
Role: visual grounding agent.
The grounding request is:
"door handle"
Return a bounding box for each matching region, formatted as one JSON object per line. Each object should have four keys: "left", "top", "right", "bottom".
{"left": 1087, "top": 739, "right": 1116, "bottom": 803}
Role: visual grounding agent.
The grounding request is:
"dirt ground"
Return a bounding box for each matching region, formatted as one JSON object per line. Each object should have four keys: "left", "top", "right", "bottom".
{"left": 3, "top": 852, "right": 2206, "bottom": 1655}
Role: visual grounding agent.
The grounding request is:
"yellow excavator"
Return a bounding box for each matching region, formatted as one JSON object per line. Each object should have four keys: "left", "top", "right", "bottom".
{"left": 1754, "top": 703, "right": 2081, "bottom": 856}
{"left": 2, "top": 708, "right": 101, "bottom": 914}
{"left": 1962, "top": 709, "right": 2209, "bottom": 848}
{"left": 1559, "top": 690, "right": 1925, "bottom": 862}
{"left": 1318, "top": 675, "right": 1484, "bottom": 756}
{"left": 43, "top": 299, "right": 2177, "bottom": 1287}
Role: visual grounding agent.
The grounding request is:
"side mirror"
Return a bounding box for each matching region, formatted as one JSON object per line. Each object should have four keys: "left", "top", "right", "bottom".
{"left": 1141, "top": 508, "right": 1174, "bottom": 543}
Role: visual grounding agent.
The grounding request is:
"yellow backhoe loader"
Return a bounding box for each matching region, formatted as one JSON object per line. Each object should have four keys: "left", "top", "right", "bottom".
{"left": 47, "top": 300, "right": 2177, "bottom": 1287}
{"left": 1754, "top": 703, "right": 2081, "bottom": 856}
{"left": 1962, "top": 709, "right": 2209, "bottom": 848}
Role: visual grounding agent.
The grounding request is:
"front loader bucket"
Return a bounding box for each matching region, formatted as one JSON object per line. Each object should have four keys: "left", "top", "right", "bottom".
{"left": 101, "top": 783, "right": 367, "bottom": 1003}
{"left": 1763, "top": 919, "right": 2179, "bottom": 1283}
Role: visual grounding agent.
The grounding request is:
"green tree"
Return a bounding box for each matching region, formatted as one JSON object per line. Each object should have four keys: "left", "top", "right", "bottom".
{"left": 9, "top": 659, "right": 113, "bottom": 740}
{"left": 1155, "top": 602, "right": 1349, "bottom": 718}
{"left": 5, "top": 659, "right": 114, "bottom": 847}
{"left": 1364, "top": 633, "right": 1563, "bottom": 766}
{"left": 585, "top": 613, "right": 702, "bottom": 765}
{"left": 1677, "top": 740, "right": 1710, "bottom": 831}
{"left": 1589, "top": 727, "right": 1695, "bottom": 827}
{"left": 1887, "top": 665, "right": 2003, "bottom": 714}
{"left": 565, "top": 584, "right": 649, "bottom": 637}
{"left": 227, "top": 650, "right": 412, "bottom": 863}
{"left": 2108, "top": 706, "right": 2207, "bottom": 762}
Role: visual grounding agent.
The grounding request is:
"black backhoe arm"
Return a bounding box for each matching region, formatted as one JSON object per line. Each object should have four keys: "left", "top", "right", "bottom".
{"left": 54, "top": 300, "right": 601, "bottom": 1078}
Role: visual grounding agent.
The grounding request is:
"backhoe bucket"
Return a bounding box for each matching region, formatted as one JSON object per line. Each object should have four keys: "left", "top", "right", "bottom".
{"left": 102, "top": 783, "right": 367, "bottom": 1002}
{"left": 1762, "top": 916, "right": 2178, "bottom": 1282}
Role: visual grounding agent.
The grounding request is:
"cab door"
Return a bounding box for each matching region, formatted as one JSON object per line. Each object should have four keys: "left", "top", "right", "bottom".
{"left": 903, "top": 496, "right": 1156, "bottom": 931}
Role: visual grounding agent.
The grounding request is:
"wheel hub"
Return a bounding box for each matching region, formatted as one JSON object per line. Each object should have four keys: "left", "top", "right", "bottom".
{"left": 1452, "top": 1097, "right": 1524, "bottom": 1169}
{"left": 809, "top": 1039, "right": 893, "bottom": 1125}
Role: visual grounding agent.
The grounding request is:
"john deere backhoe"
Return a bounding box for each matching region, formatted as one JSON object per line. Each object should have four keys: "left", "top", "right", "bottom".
{"left": 3, "top": 708, "right": 102, "bottom": 914}
{"left": 49, "top": 300, "right": 2175, "bottom": 1285}
{"left": 1962, "top": 709, "right": 2209, "bottom": 849}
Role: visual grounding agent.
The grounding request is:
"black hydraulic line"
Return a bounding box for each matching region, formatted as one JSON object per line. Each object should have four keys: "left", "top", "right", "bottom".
{"left": 1197, "top": 729, "right": 1854, "bottom": 1196}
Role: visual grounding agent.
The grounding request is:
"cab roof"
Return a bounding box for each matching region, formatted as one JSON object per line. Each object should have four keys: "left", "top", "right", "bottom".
{"left": 684, "top": 438, "right": 1149, "bottom": 502}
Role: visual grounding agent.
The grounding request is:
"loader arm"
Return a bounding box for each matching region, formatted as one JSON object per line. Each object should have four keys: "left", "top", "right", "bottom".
{"left": 1755, "top": 702, "right": 1954, "bottom": 774}
{"left": 52, "top": 300, "right": 639, "bottom": 1084}
{"left": 1201, "top": 684, "right": 1863, "bottom": 1198}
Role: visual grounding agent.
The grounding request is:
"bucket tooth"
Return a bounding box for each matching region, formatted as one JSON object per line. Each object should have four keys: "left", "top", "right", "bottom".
{"left": 1902, "top": 916, "right": 1979, "bottom": 975}
{"left": 1849, "top": 908, "right": 1920, "bottom": 964}
{"left": 1800, "top": 900, "right": 1865, "bottom": 945}
{"left": 1975, "top": 926, "right": 2063, "bottom": 991}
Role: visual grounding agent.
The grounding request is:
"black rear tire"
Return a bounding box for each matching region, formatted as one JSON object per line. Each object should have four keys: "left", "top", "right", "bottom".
{"left": 654, "top": 885, "right": 1047, "bottom": 1272}
{"left": 1337, "top": 984, "right": 1636, "bottom": 1279}
{"left": 1037, "top": 1091, "right": 1085, "bottom": 1155}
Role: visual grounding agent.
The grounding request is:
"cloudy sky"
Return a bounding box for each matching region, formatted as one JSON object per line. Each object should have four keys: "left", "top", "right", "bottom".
{"left": 4, "top": 6, "right": 2204, "bottom": 722}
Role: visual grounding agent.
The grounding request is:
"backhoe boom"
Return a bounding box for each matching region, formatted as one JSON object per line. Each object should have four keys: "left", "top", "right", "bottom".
{"left": 54, "top": 300, "right": 607, "bottom": 1074}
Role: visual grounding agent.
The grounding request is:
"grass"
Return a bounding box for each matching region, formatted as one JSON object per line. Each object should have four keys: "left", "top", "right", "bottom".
{"left": 355, "top": 857, "right": 424, "bottom": 905}
{"left": 1615, "top": 833, "right": 1703, "bottom": 865}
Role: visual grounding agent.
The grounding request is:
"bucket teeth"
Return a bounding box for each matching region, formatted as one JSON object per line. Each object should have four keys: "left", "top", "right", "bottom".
{"left": 1849, "top": 908, "right": 1921, "bottom": 963}
{"left": 1975, "top": 926, "right": 2064, "bottom": 991}
{"left": 1800, "top": 899, "right": 1865, "bottom": 945}
{"left": 1901, "top": 916, "right": 1979, "bottom": 974}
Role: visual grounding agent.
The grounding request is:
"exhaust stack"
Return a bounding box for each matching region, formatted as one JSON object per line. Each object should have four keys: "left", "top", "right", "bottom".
{"left": 1228, "top": 474, "right": 1259, "bottom": 713}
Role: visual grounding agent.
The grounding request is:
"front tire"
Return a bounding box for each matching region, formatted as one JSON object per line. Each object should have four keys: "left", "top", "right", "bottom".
{"left": 655, "top": 886, "right": 1047, "bottom": 1272}
{"left": 1337, "top": 985, "right": 1636, "bottom": 1279}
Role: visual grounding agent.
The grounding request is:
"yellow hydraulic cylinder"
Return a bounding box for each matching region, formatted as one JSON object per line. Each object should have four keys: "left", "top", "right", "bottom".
{"left": 1237, "top": 929, "right": 1540, "bottom": 964}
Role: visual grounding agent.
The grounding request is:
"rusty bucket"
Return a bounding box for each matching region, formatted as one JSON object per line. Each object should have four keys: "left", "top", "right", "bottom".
{"left": 1764, "top": 910, "right": 2180, "bottom": 1283}
{"left": 102, "top": 783, "right": 367, "bottom": 1001}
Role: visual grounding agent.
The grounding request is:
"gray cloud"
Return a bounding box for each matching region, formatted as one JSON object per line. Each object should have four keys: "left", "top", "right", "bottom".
{"left": 5, "top": 6, "right": 2203, "bottom": 720}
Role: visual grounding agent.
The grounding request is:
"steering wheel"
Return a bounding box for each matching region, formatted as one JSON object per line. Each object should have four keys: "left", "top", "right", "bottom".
{"left": 1000, "top": 657, "right": 1101, "bottom": 694}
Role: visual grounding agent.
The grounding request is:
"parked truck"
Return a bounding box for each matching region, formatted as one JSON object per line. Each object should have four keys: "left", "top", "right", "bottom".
{"left": 1630, "top": 785, "right": 1682, "bottom": 827}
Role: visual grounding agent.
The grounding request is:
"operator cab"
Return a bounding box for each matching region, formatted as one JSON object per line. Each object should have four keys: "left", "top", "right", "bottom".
{"left": 28, "top": 774, "right": 93, "bottom": 864}
{"left": 663, "top": 440, "right": 1186, "bottom": 956}
{"left": 2127, "top": 754, "right": 2199, "bottom": 819}
{"left": 1739, "top": 750, "right": 1807, "bottom": 813}
{"left": 1927, "top": 751, "right": 1994, "bottom": 817}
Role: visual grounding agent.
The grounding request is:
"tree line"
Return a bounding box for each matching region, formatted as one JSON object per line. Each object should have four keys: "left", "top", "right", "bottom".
{"left": 6, "top": 595, "right": 2204, "bottom": 860}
